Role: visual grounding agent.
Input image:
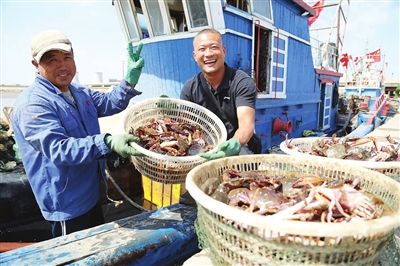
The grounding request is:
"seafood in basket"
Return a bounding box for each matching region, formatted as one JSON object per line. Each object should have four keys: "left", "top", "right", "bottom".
{"left": 280, "top": 135, "right": 400, "bottom": 181}
{"left": 129, "top": 117, "right": 214, "bottom": 156}
{"left": 205, "top": 169, "right": 387, "bottom": 223}
{"left": 284, "top": 135, "right": 399, "bottom": 162}
{"left": 186, "top": 155, "right": 400, "bottom": 265}
{"left": 124, "top": 97, "right": 226, "bottom": 184}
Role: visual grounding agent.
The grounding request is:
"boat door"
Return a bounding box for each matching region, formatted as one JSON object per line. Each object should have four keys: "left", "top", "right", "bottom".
{"left": 319, "top": 82, "right": 333, "bottom": 130}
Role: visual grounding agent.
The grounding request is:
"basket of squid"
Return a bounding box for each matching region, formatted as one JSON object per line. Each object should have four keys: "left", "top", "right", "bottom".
{"left": 186, "top": 154, "right": 400, "bottom": 265}
{"left": 124, "top": 97, "right": 227, "bottom": 184}
{"left": 280, "top": 135, "right": 400, "bottom": 181}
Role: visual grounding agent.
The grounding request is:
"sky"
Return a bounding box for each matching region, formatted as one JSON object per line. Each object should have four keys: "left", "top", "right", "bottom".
{"left": 1, "top": 0, "right": 127, "bottom": 85}
{"left": 1, "top": 0, "right": 399, "bottom": 85}
{"left": 307, "top": 0, "right": 400, "bottom": 81}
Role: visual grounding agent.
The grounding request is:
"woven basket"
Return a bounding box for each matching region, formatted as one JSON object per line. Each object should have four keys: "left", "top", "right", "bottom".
{"left": 186, "top": 154, "right": 400, "bottom": 265}
{"left": 124, "top": 97, "right": 227, "bottom": 184}
{"left": 280, "top": 137, "right": 400, "bottom": 181}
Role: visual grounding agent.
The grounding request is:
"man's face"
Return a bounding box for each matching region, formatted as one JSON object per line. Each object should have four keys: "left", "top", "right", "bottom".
{"left": 193, "top": 32, "right": 226, "bottom": 75}
{"left": 33, "top": 50, "right": 76, "bottom": 92}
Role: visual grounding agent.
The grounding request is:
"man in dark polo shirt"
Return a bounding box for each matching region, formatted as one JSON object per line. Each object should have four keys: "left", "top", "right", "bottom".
{"left": 180, "top": 28, "right": 260, "bottom": 160}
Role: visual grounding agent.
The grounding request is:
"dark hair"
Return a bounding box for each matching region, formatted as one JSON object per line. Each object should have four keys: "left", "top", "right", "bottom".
{"left": 193, "top": 28, "right": 223, "bottom": 46}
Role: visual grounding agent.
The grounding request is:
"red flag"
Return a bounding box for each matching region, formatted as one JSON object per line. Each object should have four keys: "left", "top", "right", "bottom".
{"left": 308, "top": 0, "right": 325, "bottom": 26}
{"left": 339, "top": 53, "right": 349, "bottom": 69}
{"left": 366, "top": 49, "right": 381, "bottom": 63}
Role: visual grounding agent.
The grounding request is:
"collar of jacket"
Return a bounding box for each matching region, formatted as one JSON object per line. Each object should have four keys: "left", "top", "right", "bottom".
{"left": 35, "top": 74, "right": 72, "bottom": 96}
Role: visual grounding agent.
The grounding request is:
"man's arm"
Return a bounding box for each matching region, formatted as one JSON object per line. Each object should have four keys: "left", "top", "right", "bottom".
{"left": 233, "top": 105, "right": 255, "bottom": 146}
{"left": 199, "top": 106, "right": 254, "bottom": 161}
{"left": 14, "top": 102, "right": 110, "bottom": 166}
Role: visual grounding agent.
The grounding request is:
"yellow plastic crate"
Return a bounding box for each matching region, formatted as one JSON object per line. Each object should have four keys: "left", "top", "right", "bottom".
{"left": 142, "top": 175, "right": 186, "bottom": 208}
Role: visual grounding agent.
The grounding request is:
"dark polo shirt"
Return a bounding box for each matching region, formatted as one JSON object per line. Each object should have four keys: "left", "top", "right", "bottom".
{"left": 180, "top": 64, "right": 256, "bottom": 139}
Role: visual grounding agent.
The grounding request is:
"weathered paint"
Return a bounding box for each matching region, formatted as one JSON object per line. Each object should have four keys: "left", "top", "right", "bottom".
{"left": 0, "top": 204, "right": 198, "bottom": 266}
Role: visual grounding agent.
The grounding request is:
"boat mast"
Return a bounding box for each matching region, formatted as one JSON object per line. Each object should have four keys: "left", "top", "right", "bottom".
{"left": 309, "top": 0, "right": 350, "bottom": 72}
{"left": 336, "top": 0, "right": 346, "bottom": 71}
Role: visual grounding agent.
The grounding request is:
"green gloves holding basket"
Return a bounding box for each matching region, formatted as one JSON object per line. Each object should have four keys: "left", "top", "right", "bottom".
{"left": 199, "top": 138, "right": 241, "bottom": 160}
{"left": 105, "top": 134, "right": 142, "bottom": 158}
{"left": 105, "top": 135, "right": 241, "bottom": 160}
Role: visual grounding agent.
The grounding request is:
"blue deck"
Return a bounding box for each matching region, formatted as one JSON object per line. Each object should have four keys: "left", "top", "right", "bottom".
{"left": 0, "top": 204, "right": 199, "bottom": 266}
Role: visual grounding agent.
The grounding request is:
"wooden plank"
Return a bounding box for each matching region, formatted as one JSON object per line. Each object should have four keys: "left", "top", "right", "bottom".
{"left": 0, "top": 204, "right": 198, "bottom": 266}
{"left": 0, "top": 242, "right": 34, "bottom": 253}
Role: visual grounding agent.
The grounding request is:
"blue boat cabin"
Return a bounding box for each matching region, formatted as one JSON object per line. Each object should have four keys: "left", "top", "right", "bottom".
{"left": 113, "top": 0, "right": 342, "bottom": 152}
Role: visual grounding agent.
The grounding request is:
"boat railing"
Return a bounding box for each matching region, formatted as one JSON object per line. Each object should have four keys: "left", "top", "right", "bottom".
{"left": 367, "top": 94, "right": 386, "bottom": 124}
{"left": 349, "top": 71, "right": 382, "bottom": 88}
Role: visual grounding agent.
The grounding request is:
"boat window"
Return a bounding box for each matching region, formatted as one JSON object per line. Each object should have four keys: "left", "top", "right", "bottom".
{"left": 118, "top": 0, "right": 141, "bottom": 40}
{"left": 167, "top": 0, "right": 187, "bottom": 32}
{"left": 254, "top": 25, "right": 272, "bottom": 94}
{"left": 132, "top": 0, "right": 149, "bottom": 38}
{"left": 137, "top": 13, "right": 150, "bottom": 38}
{"left": 183, "top": 0, "right": 210, "bottom": 29}
{"left": 141, "top": 0, "right": 171, "bottom": 36}
{"left": 117, "top": 0, "right": 213, "bottom": 39}
{"left": 250, "top": 0, "right": 272, "bottom": 20}
{"left": 226, "top": 0, "right": 249, "bottom": 12}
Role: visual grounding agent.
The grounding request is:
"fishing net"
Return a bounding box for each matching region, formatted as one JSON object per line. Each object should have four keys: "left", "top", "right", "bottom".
{"left": 186, "top": 154, "right": 400, "bottom": 265}
{"left": 124, "top": 97, "right": 227, "bottom": 184}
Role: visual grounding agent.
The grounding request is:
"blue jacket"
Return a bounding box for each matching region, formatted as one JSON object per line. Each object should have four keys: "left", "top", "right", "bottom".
{"left": 11, "top": 75, "right": 140, "bottom": 221}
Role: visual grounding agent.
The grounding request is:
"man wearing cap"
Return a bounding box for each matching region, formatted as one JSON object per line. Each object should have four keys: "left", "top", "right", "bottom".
{"left": 11, "top": 30, "right": 144, "bottom": 237}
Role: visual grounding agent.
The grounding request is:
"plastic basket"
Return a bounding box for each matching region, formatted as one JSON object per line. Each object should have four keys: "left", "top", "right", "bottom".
{"left": 186, "top": 154, "right": 400, "bottom": 265}
{"left": 280, "top": 137, "right": 400, "bottom": 181}
{"left": 124, "top": 97, "right": 227, "bottom": 184}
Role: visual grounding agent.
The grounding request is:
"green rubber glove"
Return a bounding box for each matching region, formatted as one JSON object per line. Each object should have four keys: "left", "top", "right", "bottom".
{"left": 105, "top": 134, "right": 142, "bottom": 157}
{"left": 199, "top": 138, "right": 241, "bottom": 160}
{"left": 125, "top": 42, "right": 144, "bottom": 85}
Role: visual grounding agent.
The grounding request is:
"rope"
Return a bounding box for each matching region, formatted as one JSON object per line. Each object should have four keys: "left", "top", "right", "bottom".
{"left": 106, "top": 172, "right": 147, "bottom": 211}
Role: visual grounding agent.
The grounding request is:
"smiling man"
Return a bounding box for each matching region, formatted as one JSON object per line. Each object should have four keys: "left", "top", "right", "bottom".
{"left": 180, "top": 28, "right": 260, "bottom": 161}
{"left": 11, "top": 30, "right": 144, "bottom": 238}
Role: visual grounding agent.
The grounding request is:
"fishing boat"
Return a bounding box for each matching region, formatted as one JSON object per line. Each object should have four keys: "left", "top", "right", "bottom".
{"left": 335, "top": 48, "right": 396, "bottom": 138}
{"left": 113, "top": 0, "right": 345, "bottom": 152}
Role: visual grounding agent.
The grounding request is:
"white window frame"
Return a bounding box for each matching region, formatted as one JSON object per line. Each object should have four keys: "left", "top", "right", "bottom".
{"left": 266, "top": 32, "right": 288, "bottom": 98}
{"left": 182, "top": 0, "right": 212, "bottom": 31}
{"left": 115, "top": 0, "right": 142, "bottom": 42}
{"left": 249, "top": 0, "right": 273, "bottom": 23}
{"left": 140, "top": 0, "right": 172, "bottom": 37}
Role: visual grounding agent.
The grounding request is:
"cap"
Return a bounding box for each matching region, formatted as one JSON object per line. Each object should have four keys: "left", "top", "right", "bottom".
{"left": 31, "top": 30, "right": 72, "bottom": 62}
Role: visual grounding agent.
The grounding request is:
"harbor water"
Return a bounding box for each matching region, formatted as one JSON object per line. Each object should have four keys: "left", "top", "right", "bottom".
{"left": 0, "top": 86, "right": 25, "bottom": 119}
